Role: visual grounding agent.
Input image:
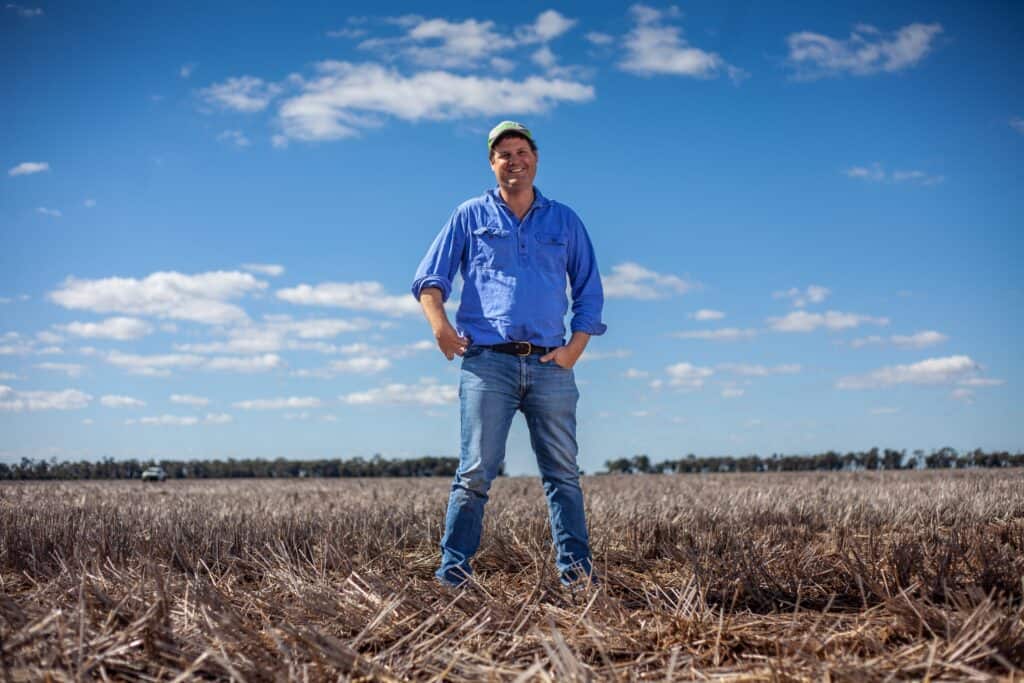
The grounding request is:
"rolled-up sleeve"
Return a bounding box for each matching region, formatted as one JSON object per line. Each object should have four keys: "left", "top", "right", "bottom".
{"left": 411, "top": 210, "right": 466, "bottom": 303}
{"left": 566, "top": 213, "right": 608, "bottom": 336}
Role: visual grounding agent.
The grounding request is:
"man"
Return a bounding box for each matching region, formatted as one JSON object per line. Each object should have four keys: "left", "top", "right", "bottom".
{"left": 411, "top": 121, "right": 607, "bottom": 588}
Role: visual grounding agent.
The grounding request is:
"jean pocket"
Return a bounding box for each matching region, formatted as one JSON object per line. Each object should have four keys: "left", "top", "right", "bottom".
{"left": 462, "top": 345, "right": 485, "bottom": 359}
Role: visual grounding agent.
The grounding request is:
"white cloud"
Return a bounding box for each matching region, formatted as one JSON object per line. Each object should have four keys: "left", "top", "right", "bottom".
{"left": 773, "top": 285, "right": 830, "bottom": 308}
{"left": 364, "top": 17, "right": 515, "bottom": 69}
{"left": 37, "top": 207, "right": 62, "bottom": 217}
{"left": 837, "top": 354, "right": 979, "bottom": 389}
{"left": 890, "top": 169, "right": 944, "bottom": 185}
{"left": 0, "top": 372, "right": 17, "bottom": 380}
{"left": 5, "top": 4, "right": 43, "bottom": 17}
{"left": 603, "top": 262, "right": 696, "bottom": 299}
{"left": 170, "top": 393, "right": 210, "bottom": 406}
{"left": 358, "top": 11, "right": 573, "bottom": 71}
{"left": 787, "top": 22, "right": 943, "bottom": 79}
{"left": 692, "top": 309, "right": 725, "bottom": 321}
{"left": 180, "top": 63, "right": 197, "bottom": 79}
{"left": 870, "top": 407, "right": 900, "bottom": 415}
{"left": 518, "top": 10, "right": 576, "bottom": 43}
{"left": 845, "top": 163, "right": 943, "bottom": 186}
{"left": 721, "top": 387, "right": 745, "bottom": 399}
{"left": 277, "top": 281, "right": 422, "bottom": 315}
{"left": 768, "top": 310, "right": 889, "bottom": 333}
{"left": 845, "top": 164, "right": 886, "bottom": 182}
{"left": 489, "top": 57, "right": 516, "bottom": 73}
{"left": 329, "top": 357, "right": 391, "bottom": 374}
{"left": 532, "top": 45, "right": 557, "bottom": 70}
{"left": 623, "top": 368, "right": 649, "bottom": 379}
{"left": 100, "top": 395, "right": 146, "bottom": 408}
{"left": 175, "top": 316, "right": 374, "bottom": 355}
{"left": 241, "top": 263, "right": 285, "bottom": 277}
{"left": 327, "top": 27, "right": 367, "bottom": 39}
{"left": 234, "top": 396, "right": 322, "bottom": 410}
{"left": 103, "top": 351, "right": 204, "bottom": 377}
{"left": 891, "top": 330, "right": 948, "bottom": 349}
{"left": 717, "top": 363, "right": 801, "bottom": 376}
{"left": 199, "top": 76, "right": 283, "bottom": 112}
{"left": 577, "top": 349, "right": 632, "bottom": 362}
{"left": 276, "top": 61, "right": 593, "bottom": 142}
{"left": 669, "top": 328, "right": 758, "bottom": 341}
{"left": 849, "top": 331, "right": 947, "bottom": 349}
{"left": 957, "top": 377, "right": 1004, "bottom": 387}
{"left": 61, "top": 317, "right": 153, "bottom": 341}
{"left": 664, "top": 362, "right": 713, "bottom": 389}
{"left": 585, "top": 32, "right": 614, "bottom": 46}
{"left": 82, "top": 418, "right": 93, "bottom": 425}
{"left": 128, "top": 414, "right": 199, "bottom": 426}
{"left": 397, "top": 16, "right": 520, "bottom": 67}
{"left": 204, "top": 353, "right": 281, "bottom": 373}
{"left": 36, "top": 331, "right": 64, "bottom": 344}
{"left": 0, "top": 386, "right": 91, "bottom": 412}
{"left": 49, "top": 270, "right": 267, "bottom": 325}
{"left": 217, "top": 130, "right": 251, "bottom": 147}
{"left": 341, "top": 379, "right": 456, "bottom": 406}
{"left": 35, "top": 362, "right": 85, "bottom": 377}
{"left": 1011, "top": 117, "right": 1024, "bottom": 134}
{"left": 8, "top": 161, "right": 49, "bottom": 176}
{"left": 950, "top": 388, "right": 974, "bottom": 403}
{"left": 84, "top": 199, "right": 97, "bottom": 208}
{"left": 127, "top": 412, "right": 232, "bottom": 426}
{"left": 849, "top": 335, "right": 883, "bottom": 348}
{"left": 620, "top": 5, "right": 741, "bottom": 80}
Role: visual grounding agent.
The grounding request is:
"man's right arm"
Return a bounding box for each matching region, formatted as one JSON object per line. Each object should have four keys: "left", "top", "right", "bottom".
{"left": 419, "top": 287, "right": 468, "bottom": 360}
{"left": 411, "top": 209, "right": 469, "bottom": 361}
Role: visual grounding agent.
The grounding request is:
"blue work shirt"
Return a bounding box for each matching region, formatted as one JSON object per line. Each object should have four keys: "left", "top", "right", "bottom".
{"left": 412, "top": 186, "right": 607, "bottom": 347}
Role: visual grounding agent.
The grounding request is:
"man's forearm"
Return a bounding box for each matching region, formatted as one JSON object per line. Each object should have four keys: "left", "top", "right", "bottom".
{"left": 419, "top": 287, "right": 452, "bottom": 334}
{"left": 566, "top": 331, "right": 591, "bottom": 354}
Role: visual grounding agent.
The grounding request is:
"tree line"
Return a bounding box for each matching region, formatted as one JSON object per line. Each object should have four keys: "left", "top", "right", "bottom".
{"left": 1, "top": 448, "right": 1021, "bottom": 481}
{"left": 0, "top": 455, "right": 461, "bottom": 480}
{"left": 603, "top": 448, "right": 1024, "bottom": 474}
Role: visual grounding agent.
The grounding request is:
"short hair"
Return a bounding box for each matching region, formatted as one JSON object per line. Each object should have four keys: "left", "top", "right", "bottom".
{"left": 488, "top": 132, "right": 538, "bottom": 160}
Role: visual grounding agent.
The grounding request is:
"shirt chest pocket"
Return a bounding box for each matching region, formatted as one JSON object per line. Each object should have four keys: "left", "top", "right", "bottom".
{"left": 534, "top": 231, "right": 568, "bottom": 274}
{"left": 472, "top": 225, "right": 514, "bottom": 271}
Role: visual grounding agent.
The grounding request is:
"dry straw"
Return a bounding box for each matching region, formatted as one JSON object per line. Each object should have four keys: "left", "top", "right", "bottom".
{"left": 0, "top": 470, "right": 1021, "bottom": 680}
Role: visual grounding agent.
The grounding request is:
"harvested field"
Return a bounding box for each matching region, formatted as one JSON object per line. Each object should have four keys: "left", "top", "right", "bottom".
{"left": 1, "top": 470, "right": 1022, "bottom": 681}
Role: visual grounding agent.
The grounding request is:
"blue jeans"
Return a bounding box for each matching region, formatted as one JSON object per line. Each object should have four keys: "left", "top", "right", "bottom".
{"left": 436, "top": 346, "right": 594, "bottom": 586}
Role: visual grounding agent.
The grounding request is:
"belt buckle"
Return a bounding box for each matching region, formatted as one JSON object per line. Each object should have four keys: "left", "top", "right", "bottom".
{"left": 515, "top": 341, "right": 532, "bottom": 356}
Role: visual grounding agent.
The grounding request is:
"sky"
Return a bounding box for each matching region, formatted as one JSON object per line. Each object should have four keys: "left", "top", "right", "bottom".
{"left": 2, "top": 1, "right": 1022, "bottom": 475}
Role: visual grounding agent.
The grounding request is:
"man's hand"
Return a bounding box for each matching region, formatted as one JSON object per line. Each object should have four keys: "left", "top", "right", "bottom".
{"left": 540, "top": 345, "right": 583, "bottom": 369}
{"left": 539, "top": 331, "right": 591, "bottom": 369}
{"left": 435, "top": 324, "right": 470, "bottom": 361}
{"left": 419, "top": 287, "right": 468, "bottom": 361}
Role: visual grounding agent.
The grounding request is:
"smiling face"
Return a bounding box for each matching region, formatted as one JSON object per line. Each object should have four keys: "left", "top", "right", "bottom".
{"left": 489, "top": 134, "right": 538, "bottom": 195}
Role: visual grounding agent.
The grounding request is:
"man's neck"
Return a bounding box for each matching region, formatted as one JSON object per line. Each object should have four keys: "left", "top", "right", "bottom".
{"left": 499, "top": 185, "right": 534, "bottom": 220}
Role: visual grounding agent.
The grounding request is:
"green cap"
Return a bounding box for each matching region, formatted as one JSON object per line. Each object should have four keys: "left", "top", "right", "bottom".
{"left": 487, "top": 120, "right": 534, "bottom": 150}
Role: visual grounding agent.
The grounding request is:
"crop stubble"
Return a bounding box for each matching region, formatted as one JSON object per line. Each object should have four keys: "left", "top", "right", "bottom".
{"left": 0, "top": 470, "right": 1022, "bottom": 681}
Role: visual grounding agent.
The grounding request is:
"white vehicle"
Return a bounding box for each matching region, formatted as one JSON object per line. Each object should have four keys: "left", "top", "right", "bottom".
{"left": 141, "top": 466, "right": 167, "bottom": 482}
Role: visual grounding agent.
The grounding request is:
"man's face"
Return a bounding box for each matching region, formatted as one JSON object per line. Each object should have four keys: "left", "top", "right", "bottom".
{"left": 489, "top": 135, "right": 537, "bottom": 193}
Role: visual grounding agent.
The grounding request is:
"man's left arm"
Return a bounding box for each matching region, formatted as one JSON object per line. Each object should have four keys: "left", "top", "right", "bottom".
{"left": 540, "top": 211, "right": 607, "bottom": 369}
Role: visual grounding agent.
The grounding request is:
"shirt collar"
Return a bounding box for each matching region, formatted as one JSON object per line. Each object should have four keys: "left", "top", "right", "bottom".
{"left": 488, "top": 185, "right": 550, "bottom": 211}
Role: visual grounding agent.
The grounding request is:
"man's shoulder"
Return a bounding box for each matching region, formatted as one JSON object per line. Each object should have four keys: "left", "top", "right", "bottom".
{"left": 454, "top": 189, "right": 496, "bottom": 212}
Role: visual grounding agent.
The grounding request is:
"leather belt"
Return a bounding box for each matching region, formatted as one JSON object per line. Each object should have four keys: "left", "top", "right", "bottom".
{"left": 483, "top": 342, "right": 559, "bottom": 357}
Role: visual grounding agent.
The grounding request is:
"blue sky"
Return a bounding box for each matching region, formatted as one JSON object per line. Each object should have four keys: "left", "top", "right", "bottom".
{"left": 2, "top": 2, "right": 1022, "bottom": 474}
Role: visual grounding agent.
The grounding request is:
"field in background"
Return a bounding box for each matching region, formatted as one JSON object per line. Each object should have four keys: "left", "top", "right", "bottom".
{"left": 1, "top": 470, "right": 1022, "bottom": 680}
